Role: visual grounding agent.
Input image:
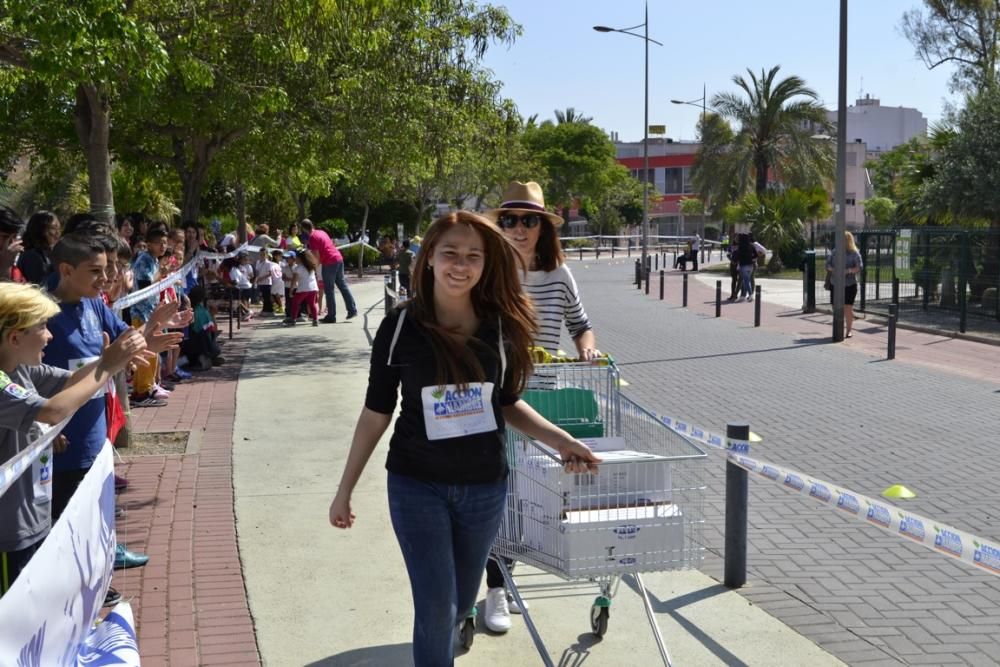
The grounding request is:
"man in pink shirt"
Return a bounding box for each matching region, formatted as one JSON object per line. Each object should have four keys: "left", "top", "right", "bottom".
{"left": 301, "top": 219, "right": 357, "bottom": 323}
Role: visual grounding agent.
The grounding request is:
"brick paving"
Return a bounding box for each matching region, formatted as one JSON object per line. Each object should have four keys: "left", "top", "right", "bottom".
{"left": 114, "top": 321, "right": 261, "bottom": 667}
{"left": 563, "top": 256, "right": 1000, "bottom": 666}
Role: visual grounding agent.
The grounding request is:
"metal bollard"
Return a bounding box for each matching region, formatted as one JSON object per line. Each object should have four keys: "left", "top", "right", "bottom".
{"left": 635, "top": 259, "right": 641, "bottom": 288}
{"left": 682, "top": 273, "right": 688, "bottom": 307}
{"left": 644, "top": 268, "right": 650, "bottom": 295}
{"left": 654, "top": 253, "right": 658, "bottom": 271}
{"left": 596, "top": 246, "right": 601, "bottom": 260}
{"left": 888, "top": 304, "right": 897, "bottom": 360}
{"left": 659, "top": 270, "right": 665, "bottom": 300}
{"left": 754, "top": 286, "right": 762, "bottom": 326}
{"left": 611, "top": 245, "right": 615, "bottom": 258}
{"left": 228, "top": 288, "right": 234, "bottom": 340}
{"left": 715, "top": 281, "right": 722, "bottom": 317}
{"left": 892, "top": 277, "right": 899, "bottom": 306}
{"left": 580, "top": 246, "right": 584, "bottom": 262}
{"left": 724, "top": 422, "right": 750, "bottom": 589}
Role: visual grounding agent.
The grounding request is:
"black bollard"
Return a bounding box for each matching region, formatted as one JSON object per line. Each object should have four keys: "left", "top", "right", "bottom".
{"left": 682, "top": 273, "right": 688, "bottom": 307}
{"left": 715, "top": 281, "right": 722, "bottom": 317}
{"left": 580, "top": 246, "right": 584, "bottom": 262}
{"left": 228, "top": 288, "right": 234, "bottom": 340}
{"left": 754, "top": 286, "right": 761, "bottom": 326}
{"left": 724, "top": 422, "right": 750, "bottom": 589}
{"left": 611, "top": 245, "right": 615, "bottom": 258}
{"left": 888, "top": 304, "right": 897, "bottom": 360}
{"left": 644, "top": 268, "right": 650, "bottom": 295}
{"left": 659, "top": 270, "right": 665, "bottom": 300}
{"left": 635, "top": 259, "right": 641, "bottom": 288}
{"left": 654, "top": 253, "right": 658, "bottom": 271}
{"left": 892, "top": 277, "right": 899, "bottom": 307}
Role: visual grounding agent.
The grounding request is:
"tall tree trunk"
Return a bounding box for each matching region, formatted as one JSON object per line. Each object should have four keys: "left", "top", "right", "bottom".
{"left": 357, "top": 202, "right": 369, "bottom": 278}
{"left": 177, "top": 140, "right": 213, "bottom": 224}
{"left": 235, "top": 183, "right": 247, "bottom": 244}
{"left": 74, "top": 83, "right": 114, "bottom": 222}
{"left": 755, "top": 157, "right": 769, "bottom": 194}
{"left": 296, "top": 193, "right": 308, "bottom": 221}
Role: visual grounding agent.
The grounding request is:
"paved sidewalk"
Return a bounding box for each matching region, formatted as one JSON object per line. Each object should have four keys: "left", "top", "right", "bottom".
{"left": 232, "top": 280, "right": 845, "bottom": 666}
{"left": 565, "top": 256, "right": 1000, "bottom": 666}
{"left": 115, "top": 321, "right": 262, "bottom": 667}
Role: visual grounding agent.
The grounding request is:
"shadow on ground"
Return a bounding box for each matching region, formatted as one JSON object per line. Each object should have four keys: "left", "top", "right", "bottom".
{"left": 304, "top": 643, "right": 413, "bottom": 666}
{"left": 237, "top": 328, "right": 370, "bottom": 380}
{"left": 621, "top": 576, "right": 748, "bottom": 667}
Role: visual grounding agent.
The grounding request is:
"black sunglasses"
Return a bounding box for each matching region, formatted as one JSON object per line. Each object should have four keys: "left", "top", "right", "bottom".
{"left": 497, "top": 213, "right": 543, "bottom": 230}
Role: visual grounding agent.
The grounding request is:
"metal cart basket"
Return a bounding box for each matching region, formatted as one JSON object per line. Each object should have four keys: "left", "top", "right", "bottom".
{"left": 491, "top": 360, "right": 707, "bottom": 667}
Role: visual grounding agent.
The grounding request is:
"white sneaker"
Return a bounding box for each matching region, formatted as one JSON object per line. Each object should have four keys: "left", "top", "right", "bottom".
{"left": 507, "top": 591, "right": 529, "bottom": 614}
{"left": 484, "top": 587, "right": 511, "bottom": 633}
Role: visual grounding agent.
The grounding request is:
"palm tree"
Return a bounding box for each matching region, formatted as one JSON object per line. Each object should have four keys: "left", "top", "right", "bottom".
{"left": 711, "top": 65, "right": 834, "bottom": 195}
{"left": 554, "top": 107, "right": 592, "bottom": 125}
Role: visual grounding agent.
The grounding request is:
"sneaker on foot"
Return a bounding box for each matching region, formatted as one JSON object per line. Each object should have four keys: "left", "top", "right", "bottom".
{"left": 507, "top": 591, "right": 529, "bottom": 614}
{"left": 131, "top": 394, "right": 167, "bottom": 408}
{"left": 312, "top": 319, "right": 319, "bottom": 327}
{"left": 484, "top": 587, "right": 511, "bottom": 633}
{"left": 346, "top": 311, "right": 358, "bottom": 320}
{"left": 321, "top": 315, "right": 337, "bottom": 324}
{"left": 103, "top": 586, "right": 122, "bottom": 607}
{"left": 114, "top": 543, "right": 150, "bottom": 569}
{"left": 151, "top": 387, "right": 171, "bottom": 400}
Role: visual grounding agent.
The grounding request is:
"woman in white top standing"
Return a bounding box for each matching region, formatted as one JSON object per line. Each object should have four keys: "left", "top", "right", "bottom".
{"left": 479, "top": 181, "right": 600, "bottom": 632}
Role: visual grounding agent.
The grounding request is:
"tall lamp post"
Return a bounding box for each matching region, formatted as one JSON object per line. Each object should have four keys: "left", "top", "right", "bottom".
{"left": 671, "top": 84, "right": 708, "bottom": 239}
{"left": 594, "top": 2, "right": 662, "bottom": 273}
{"left": 832, "top": 0, "right": 848, "bottom": 342}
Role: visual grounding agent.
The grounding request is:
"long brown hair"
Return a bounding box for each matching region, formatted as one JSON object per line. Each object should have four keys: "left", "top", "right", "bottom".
{"left": 408, "top": 211, "right": 536, "bottom": 393}
{"left": 534, "top": 217, "right": 565, "bottom": 272}
{"left": 297, "top": 248, "right": 319, "bottom": 273}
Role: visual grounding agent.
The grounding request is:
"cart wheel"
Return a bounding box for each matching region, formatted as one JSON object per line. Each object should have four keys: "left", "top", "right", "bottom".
{"left": 460, "top": 616, "right": 475, "bottom": 649}
{"left": 590, "top": 605, "right": 610, "bottom": 638}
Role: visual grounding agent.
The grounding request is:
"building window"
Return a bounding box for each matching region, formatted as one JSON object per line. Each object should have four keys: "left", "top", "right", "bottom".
{"left": 663, "top": 167, "right": 683, "bottom": 194}
{"left": 846, "top": 192, "right": 856, "bottom": 206}
{"left": 632, "top": 168, "right": 655, "bottom": 185}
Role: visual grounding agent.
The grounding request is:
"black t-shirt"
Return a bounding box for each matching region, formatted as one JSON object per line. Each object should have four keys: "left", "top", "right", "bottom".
{"left": 365, "top": 306, "right": 519, "bottom": 484}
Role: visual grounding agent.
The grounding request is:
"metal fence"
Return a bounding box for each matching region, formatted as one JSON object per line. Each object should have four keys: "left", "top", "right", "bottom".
{"left": 816, "top": 227, "right": 1000, "bottom": 335}
{"left": 853, "top": 227, "right": 1000, "bottom": 335}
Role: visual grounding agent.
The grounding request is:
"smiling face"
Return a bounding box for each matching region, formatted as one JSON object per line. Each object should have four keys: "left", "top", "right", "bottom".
{"left": 430, "top": 224, "right": 485, "bottom": 301}
{"left": 146, "top": 235, "right": 168, "bottom": 259}
{"left": 498, "top": 212, "right": 542, "bottom": 268}
{"left": 7, "top": 322, "right": 53, "bottom": 365}
{"left": 119, "top": 219, "right": 134, "bottom": 240}
{"left": 58, "top": 252, "right": 108, "bottom": 299}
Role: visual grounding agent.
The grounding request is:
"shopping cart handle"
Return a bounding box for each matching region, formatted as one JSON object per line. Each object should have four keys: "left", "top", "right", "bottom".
{"left": 525, "top": 439, "right": 567, "bottom": 464}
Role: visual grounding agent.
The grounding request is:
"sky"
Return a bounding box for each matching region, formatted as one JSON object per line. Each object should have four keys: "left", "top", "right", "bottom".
{"left": 481, "top": 0, "right": 958, "bottom": 142}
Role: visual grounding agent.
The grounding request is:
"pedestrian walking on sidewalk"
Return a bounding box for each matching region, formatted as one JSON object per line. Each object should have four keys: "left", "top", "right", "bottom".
{"left": 482, "top": 180, "right": 600, "bottom": 633}
{"left": 329, "top": 211, "right": 600, "bottom": 667}
{"left": 735, "top": 233, "right": 758, "bottom": 301}
{"left": 825, "top": 231, "right": 864, "bottom": 338}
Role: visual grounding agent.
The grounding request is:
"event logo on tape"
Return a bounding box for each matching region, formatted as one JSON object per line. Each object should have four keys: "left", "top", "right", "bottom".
{"left": 0, "top": 417, "right": 69, "bottom": 500}
{"left": 656, "top": 412, "right": 750, "bottom": 454}
{"left": 725, "top": 449, "right": 1000, "bottom": 579}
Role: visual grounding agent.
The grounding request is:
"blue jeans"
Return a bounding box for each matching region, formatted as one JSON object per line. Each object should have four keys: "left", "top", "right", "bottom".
{"left": 387, "top": 472, "right": 507, "bottom": 667}
{"left": 739, "top": 264, "right": 754, "bottom": 297}
{"left": 321, "top": 261, "right": 357, "bottom": 319}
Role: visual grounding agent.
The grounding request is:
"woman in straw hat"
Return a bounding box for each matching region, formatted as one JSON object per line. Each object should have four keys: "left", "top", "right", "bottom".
{"left": 479, "top": 181, "right": 601, "bottom": 633}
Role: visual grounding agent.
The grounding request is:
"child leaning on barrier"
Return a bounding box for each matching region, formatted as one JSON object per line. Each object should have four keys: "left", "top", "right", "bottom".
{"left": 0, "top": 282, "right": 150, "bottom": 596}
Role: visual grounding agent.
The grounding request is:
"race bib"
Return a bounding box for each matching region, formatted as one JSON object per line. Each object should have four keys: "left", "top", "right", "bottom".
{"left": 68, "top": 357, "right": 108, "bottom": 398}
{"left": 421, "top": 382, "right": 498, "bottom": 441}
{"left": 32, "top": 446, "right": 54, "bottom": 505}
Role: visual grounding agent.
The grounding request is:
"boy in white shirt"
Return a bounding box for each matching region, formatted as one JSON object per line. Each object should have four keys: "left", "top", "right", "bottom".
{"left": 254, "top": 251, "right": 276, "bottom": 315}
{"left": 269, "top": 249, "right": 286, "bottom": 314}
{"left": 229, "top": 252, "right": 254, "bottom": 321}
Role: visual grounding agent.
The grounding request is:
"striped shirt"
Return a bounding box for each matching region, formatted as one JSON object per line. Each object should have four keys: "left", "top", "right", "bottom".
{"left": 522, "top": 264, "right": 592, "bottom": 354}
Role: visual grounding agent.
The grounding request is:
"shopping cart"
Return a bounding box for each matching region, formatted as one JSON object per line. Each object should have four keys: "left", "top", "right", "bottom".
{"left": 491, "top": 359, "right": 707, "bottom": 667}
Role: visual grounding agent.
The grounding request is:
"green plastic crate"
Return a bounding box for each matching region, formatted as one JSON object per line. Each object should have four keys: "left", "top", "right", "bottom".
{"left": 522, "top": 388, "right": 604, "bottom": 438}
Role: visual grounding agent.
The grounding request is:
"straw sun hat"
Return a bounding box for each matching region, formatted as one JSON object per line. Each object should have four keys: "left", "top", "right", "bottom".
{"left": 485, "top": 181, "right": 564, "bottom": 227}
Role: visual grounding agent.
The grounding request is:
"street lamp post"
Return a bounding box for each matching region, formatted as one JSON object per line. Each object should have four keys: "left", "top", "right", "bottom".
{"left": 595, "top": 2, "right": 662, "bottom": 274}
{"left": 671, "top": 83, "right": 708, "bottom": 240}
{"left": 833, "top": 0, "right": 848, "bottom": 342}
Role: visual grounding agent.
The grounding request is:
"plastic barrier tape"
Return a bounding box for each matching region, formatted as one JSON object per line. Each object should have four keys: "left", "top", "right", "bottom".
{"left": 0, "top": 417, "right": 69, "bottom": 499}
{"left": 111, "top": 253, "right": 201, "bottom": 311}
{"left": 726, "top": 450, "right": 1000, "bottom": 578}
{"left": 657, "top": 413, "right": 750, "bottom": 454}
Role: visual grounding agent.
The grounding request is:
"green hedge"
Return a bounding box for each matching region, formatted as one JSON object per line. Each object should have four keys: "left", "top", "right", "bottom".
{"left": 341, "top": 244, "right": 382, "bottom": 268}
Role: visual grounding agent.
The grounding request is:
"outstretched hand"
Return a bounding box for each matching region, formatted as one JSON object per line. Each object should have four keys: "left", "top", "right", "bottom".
{"left": 100, "top": 330, "right": 149, "bottom": 374}
{"left": 146, "top": 329, "right": 184, "bottom": 354}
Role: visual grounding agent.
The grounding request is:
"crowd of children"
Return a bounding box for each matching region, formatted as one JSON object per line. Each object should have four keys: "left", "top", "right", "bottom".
{"left": 0, "top": 206, "right": 236, "bottom": 606}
